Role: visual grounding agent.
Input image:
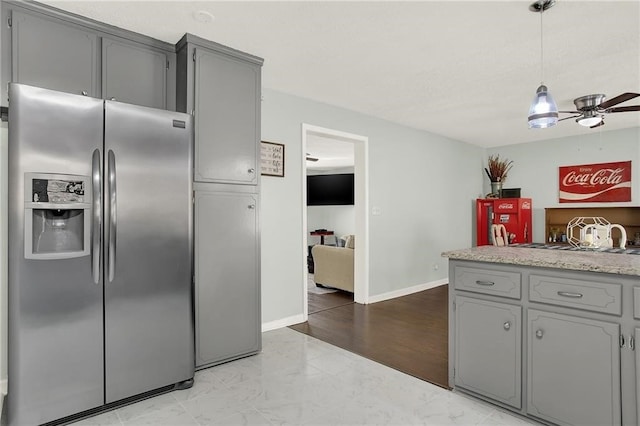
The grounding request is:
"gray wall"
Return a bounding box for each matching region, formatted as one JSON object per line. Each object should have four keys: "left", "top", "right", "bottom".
{"left": 260, "top": 89, "right": 484, "bottom": 325}
{"left": 486, "top": 127, "right": 640, "bottom": 243}
{"left": 307, "top": 206, "right": 355, "bottom": 245}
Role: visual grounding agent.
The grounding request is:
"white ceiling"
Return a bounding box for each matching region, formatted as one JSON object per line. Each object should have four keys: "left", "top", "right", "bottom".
{"left": 306, "top": 134, "right": 355, "bottom": 170}
{"left": 43, "top": 0, "right": 640, "bottom": 148}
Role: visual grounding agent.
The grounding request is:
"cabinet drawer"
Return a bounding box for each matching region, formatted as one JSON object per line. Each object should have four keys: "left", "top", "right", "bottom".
{"left": 454, "top": 267, "right": 521, "bottom": 299}
{"left": 529, "top": 275, "right": 621, "bottom": 315}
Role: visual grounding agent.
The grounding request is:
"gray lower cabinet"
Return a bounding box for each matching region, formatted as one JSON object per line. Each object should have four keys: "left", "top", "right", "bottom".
{"left": 454, "top": 296, "right": 521, "bottom": 408}
{"left": 102, "top": 37, "right": 172, "bottom": 109}
{"left": 636, "top": 328, "right": 640, "bottom": 423}
{"left": 194, "top": 189, "right": 260, "bottom": 368}
{"left": 448, "top": 260, "right": 636, "bottom": 425}
{"left": 7, "top": 9, "right": 99, "bottom": 98}
{"left": 176, "top": 34, "right": 263, "bottom": 184}
{"left": 527, "top": 309, "right": 621, "bottom": 426}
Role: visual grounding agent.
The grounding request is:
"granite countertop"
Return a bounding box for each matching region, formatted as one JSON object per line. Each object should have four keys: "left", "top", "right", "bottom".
{"left": 442, "top": 245, "right": 640, "bottom": 276}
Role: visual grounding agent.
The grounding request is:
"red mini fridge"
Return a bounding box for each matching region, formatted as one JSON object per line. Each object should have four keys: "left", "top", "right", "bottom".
{"left": 476, "top": 198, "right": 532, "bottom": 246}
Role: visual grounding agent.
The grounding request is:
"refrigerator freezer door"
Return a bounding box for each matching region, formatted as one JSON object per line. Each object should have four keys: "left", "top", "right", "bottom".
{"left": 103, "top": 101, "right": 194, "bottom": 403}
{"left": 8, "top": 84, "right": 104, "bottom": 425}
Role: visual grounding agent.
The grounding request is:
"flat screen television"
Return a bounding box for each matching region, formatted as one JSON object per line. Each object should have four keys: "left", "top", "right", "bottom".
{"left": 307, "top": 173, "right": 354, "bottom": 206}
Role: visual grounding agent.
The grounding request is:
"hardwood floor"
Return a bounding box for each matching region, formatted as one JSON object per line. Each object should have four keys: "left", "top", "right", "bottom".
{"left": 308, "top": 289, "right": 354, "bottom": 314}
{"left": 290, "top": 285, "right": 449, "bottom": 389}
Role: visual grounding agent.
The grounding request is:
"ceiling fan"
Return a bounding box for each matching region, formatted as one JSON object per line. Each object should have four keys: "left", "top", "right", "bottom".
{"left": 559, "top": 92, "right": 640, "bottom": 128}
{"left": 306, "top": 153, "right": 318, "bottom": 162}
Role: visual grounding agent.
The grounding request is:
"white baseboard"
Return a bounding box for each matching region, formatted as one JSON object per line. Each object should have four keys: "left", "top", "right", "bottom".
{"left": 262, "top": 314, "right": 305, "bottom": 332}
{"left": 367, "top": 278, "right": 448, "bottom": 304}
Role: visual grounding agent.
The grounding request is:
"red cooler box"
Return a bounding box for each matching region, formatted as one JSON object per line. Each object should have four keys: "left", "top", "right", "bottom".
{"left": 476, "top": 198, "right": 532, "bottom": 246}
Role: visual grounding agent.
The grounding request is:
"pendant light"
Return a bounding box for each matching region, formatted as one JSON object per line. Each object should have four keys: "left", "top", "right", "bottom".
{"left": 527, "top": 0, "right": 558, "bottom": 129}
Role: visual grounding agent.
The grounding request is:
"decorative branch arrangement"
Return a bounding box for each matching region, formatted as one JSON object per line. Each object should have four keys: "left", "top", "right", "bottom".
{"left": 485, "top": 154, "right": 513, "bottom": 183}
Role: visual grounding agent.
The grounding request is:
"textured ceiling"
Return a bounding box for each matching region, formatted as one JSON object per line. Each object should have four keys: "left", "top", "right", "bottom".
{"left": 43, "top": 0, "right": 640, "bottom": 148}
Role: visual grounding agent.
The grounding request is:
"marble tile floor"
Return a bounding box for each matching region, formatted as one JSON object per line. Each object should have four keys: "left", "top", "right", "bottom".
{"left": 72, "top": 328, "right": 539, "bottom": 426}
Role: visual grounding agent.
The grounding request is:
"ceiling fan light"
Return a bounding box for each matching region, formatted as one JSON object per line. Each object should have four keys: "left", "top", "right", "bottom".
{"left": 577, "top": 116, "right": 603, "bottom": 127}
{"left": 528, "top": 84, "right": 559, "bottom": 128}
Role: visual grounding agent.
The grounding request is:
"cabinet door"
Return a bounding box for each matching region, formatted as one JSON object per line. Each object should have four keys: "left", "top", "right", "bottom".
{"left": 194, "top": 190, "right": 260, "bottom": 368}
{"left": 636, "top": 328, "right": 640, "bottom": 424}
{"left": 102, "top": 37, "right": 170, "bottom": 109}
{"left": 455, "top": 296, "right": 521, "bottom": 408}
{"left": 194, "top": 48, "right": 260, "bottom": 184}
{"left": 10, "top": 10, "right": 99, "bottom": 97}
{"left": 528, "top": 310, "right": 621, "bottom": 425}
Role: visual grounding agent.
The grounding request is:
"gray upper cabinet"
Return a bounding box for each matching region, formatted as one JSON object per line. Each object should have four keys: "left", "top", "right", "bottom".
{"left": 176, "top": 34, "right": 264, "bottom": 185}
{"left": 527, "top": 309, "right": 621, "bottom": 426}
{"left": 1, "top": 1, "right": 176, "bottom": 110}
{"left": 455, "top": 296, "right": 521, "bottom": 409}
{"left": 9, "top": 10, "right": 99, "bottom": 98}
{"left": 102, "top": 37, "right": 171, "bottom": 110}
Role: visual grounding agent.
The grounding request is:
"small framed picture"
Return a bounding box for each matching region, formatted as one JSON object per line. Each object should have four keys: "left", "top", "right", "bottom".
{"left": 261, "top": 141, "right": 285, "bottom": 177}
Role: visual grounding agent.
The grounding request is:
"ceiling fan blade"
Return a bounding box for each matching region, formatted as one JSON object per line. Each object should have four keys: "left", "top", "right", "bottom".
{"left": 599, "top": 92, "right": 640, "bottom": 109}
{"left": 558, "top": 115, "right": 581, "bottom": 122}
{"left": 590, "top": 121, "right": 605, "bottom": 129}
{"left": 607, "top": 105, "right": 640, "bottom": 113}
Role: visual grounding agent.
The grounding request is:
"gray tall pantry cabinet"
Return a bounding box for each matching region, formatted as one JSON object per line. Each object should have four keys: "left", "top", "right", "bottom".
{"left": 176, "top": 34, "right": 263, "bottom": 369}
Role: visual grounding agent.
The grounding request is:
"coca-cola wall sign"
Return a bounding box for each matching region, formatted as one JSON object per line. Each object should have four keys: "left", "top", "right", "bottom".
{"left": 559, "top": 161, "right": 631, "bottom": 203}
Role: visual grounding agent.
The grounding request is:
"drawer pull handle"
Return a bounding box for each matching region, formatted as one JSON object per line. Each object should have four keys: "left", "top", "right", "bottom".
{"left": 557, "top": 291, "right": 583, "bottom": 299}
{"left": 503, "top": 321, "right": 511, "bottom": 331}
{"left": 475, "top": 280, "right": 495, "bottom": 286}
{"left": 536, "top": 329, "right": 544, "bottom": 339}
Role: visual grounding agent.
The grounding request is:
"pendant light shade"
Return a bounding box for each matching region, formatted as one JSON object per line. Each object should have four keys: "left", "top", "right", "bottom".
{"left": 527, "top": 0, "right": 557, "bottom": 129}
{"left": 528, "top": 84, "right": 558, "bottom": 128}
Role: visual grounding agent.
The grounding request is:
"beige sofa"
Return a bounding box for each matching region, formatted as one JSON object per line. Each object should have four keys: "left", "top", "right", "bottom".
{"left": 311, "top": 244, "right": 354, "bottom": 293}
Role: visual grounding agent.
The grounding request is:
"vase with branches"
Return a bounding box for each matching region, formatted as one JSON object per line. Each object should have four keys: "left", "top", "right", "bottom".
{"left": 485, "top": 154, "right": 513, "bottom": 183}
{"left": 485, "top": 155, "right": 513, "bottom": 197}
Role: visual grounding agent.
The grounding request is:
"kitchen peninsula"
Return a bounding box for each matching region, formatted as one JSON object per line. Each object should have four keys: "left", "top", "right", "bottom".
{"left": 442, "top": 245, "right": 640, "bottom": 426}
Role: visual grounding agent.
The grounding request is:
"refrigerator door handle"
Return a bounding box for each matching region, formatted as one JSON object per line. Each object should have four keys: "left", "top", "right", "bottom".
{"left": 91, "top": 149, "right": 101, "bottom": 284}
{"left": 107, "top": 149, "right": 117, "bottom": 282}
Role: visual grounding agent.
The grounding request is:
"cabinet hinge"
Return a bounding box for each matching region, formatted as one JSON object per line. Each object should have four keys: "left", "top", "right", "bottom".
{"left": 193, "top": 51, "right": 196, "bottom": 62}
{"left": 630, "top": 335, "right": 635, "bottom": 351}
{"left": 191, "top": 109, "right": 195, "bottom": 117}
{"left": 620, "top": 335, "right": 626, "bottom": 348}
{"left": 8, "top": 16, "right": 12, "bottom": 27}
{"left": 453, "top": 368, "right": 455, "bottom": 378}
{"left": 166, "top": 60, "right": 170, "bottom": 70}
{"left": 453, "top": 300, "right": 456, "bottom": 311}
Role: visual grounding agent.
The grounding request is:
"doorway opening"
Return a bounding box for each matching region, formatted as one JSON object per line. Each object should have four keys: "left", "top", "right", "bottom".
{"left": 301, "top": 124, "right": 369, "bottom": 320}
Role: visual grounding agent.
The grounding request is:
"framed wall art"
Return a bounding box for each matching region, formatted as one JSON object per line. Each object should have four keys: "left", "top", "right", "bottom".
{"left": 261, "top": 141, "right": 285, "bottom": 177}
{"left": 559, "top": 160, "right": 631, "bottom": 203}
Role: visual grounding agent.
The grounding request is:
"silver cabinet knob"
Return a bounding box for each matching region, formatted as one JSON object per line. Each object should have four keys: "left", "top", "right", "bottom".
{"left": 109, "top": 97, "right": 116, "bottom": 101}
{"left": 248, "top": 168, "right": 255, "bottom": 174}
{"left": 536, "top": 329, "right": 544, "bottom": 339}
{"left": 248, "top": 204, "right": 255, "bottom": 209}
{"left": 82, "top": 91, "right": 88, "bottom": 96}
{"left": 503, "top": 322, "right": 511, "bottom": 331}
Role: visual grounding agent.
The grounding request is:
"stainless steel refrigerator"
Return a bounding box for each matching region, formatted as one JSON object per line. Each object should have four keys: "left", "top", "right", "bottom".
{"left": 7, "top": 83, "right": 194, "bottom": 426}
